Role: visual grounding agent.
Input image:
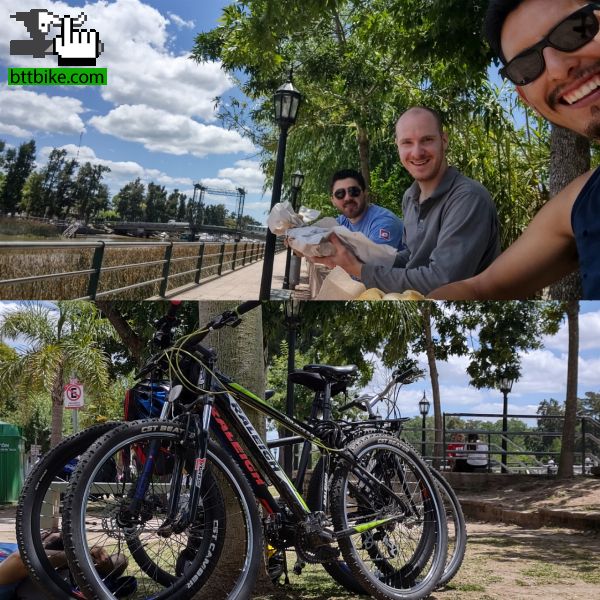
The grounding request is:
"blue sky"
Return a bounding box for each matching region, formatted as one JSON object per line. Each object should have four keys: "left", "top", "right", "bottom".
{"left": 0, "top": 0, "right": 272, "bottom": 223}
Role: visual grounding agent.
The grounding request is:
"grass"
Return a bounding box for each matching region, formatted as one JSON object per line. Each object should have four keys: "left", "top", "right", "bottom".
{"left": 520, "top": 561, "right": 571, "bottom": 584}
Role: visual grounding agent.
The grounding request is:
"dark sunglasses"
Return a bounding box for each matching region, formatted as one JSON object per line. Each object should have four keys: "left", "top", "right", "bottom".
{"left": 333, "top": 186, "right": 362, "bottom": 200}
{"left": 500, "top": 3, "right": 600, "bottom": 86}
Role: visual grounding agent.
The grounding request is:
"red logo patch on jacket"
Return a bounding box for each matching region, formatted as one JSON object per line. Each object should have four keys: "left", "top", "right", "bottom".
{"left": 379, "top": 228, "right": 390, "bottom": 240}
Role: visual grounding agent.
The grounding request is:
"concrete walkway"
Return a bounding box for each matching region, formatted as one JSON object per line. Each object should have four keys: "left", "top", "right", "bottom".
{"left": 157, "top": 251, "right": 312, "bottom": 301}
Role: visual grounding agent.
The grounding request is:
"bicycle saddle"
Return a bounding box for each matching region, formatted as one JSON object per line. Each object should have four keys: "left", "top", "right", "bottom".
{"left": 289, "top": 370, "right": 347, "bottom": 396}
{"left": 302, "top": 364, "right": 358, "bottom": 379}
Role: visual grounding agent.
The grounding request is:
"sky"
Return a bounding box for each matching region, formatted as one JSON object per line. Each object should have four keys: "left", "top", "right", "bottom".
{"left": 1, "top": 300, "right": 599, "bottom": 423}
{"left": 0, "top": 0, "right": 272, "bottom": 223}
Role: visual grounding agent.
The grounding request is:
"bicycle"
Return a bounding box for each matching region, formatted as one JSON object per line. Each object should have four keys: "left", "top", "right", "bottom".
{"left": 55, "top": 301, "right": 448, "bottom": 600}
{"left": 270, "top": 361, "right": 466, "bottom": 593}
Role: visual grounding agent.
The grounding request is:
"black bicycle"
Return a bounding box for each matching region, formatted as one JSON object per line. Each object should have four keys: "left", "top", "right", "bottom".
{"left": 52, "top": 302, "right": 448, "bottom": 600}
{"left": 272, "top": 362, "right": 466, "bottom": 594}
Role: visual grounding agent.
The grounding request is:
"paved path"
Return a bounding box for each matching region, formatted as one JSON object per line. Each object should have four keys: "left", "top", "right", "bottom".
{"left": 158, "top": 251, "right": 312, "bottom": 301}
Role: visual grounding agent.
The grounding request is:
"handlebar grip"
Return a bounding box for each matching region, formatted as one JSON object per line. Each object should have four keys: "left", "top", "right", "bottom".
{"left": 235, "top": 300, "right": 261, "bottom": 316}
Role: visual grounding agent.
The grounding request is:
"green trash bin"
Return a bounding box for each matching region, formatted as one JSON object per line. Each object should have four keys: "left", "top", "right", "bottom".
{"left": 0, "top": 422, "right": 25, "bottom": 504}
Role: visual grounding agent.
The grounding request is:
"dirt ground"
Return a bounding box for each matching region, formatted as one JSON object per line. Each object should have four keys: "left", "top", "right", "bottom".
{"left": 456, "top": 475, "right": 600, "bottom": 514}
{"left": 255, "top": 476, "right": 600, "bottom": 600}
{"left": 2, "top": 477, "right": 599, "bottom": 599}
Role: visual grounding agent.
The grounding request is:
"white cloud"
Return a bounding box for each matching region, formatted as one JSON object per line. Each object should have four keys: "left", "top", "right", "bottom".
{"left": 0, "top": 85, "right": 86, "bottom": 137}
{"left": 39, "top": 144, "right": 192, "bottom": 193}
{"left": 89, "top": 105, "right": 254, "bottom": 157}
{"left": 543, "top": 309, "right": 600, "bottom": 352}
{"left": 216, "top": 160, "right": 266, "bottom": 194}
{"left": 167, "top": 12, "right": 195, "bottom": 29}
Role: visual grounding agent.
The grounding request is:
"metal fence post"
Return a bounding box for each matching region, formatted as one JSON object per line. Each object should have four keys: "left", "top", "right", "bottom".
{"left": 159, "top": 242, "right": 174, "bottom": 297}
{"left": 231, "top": 243, "right": 238, "bottom": 271}
{"left": 217, "top": 242, "right": 226, "bottom": 275}
{"left": 581, "top": 417, "right": 587, "bottom": 467}
{"left": 86, "top": 242, "right": 106, "bottom": 299}
{"left": 195, "top": 242, "right": 205, "bottom": 284}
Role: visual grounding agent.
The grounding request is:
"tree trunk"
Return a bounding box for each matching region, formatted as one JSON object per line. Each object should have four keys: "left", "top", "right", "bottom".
{"left": 95, "top": 301, "right": 146, "bottom": 366}
{"left": 357, "top": 124, "right": 371, "bottom": 190}
{"left": 50, "top": 362, "right": 64, "bottom": 448}
{"left": 558, "top": 300, "right": 579, "bottom": 478}
{"left": 548, "top": 126, "right": 589, "bottom": 301}
{"left": 195, "top": 301, "right": 273, "bottom": 596}
{"left": 421, "top": 303, "right": 442, "bottom": 468}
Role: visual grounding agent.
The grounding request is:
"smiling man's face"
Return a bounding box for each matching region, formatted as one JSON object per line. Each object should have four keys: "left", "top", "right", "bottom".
{"left": 502, "top": 0, "right": 600, "bottom": 138}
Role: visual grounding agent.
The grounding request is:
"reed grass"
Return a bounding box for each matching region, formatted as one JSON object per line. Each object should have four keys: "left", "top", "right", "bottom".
{"left": 0, "top": 241, "right": 265, "bottom": 300}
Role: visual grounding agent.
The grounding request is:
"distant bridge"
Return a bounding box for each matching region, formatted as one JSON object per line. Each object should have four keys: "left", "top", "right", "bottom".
{"left": 106, "top": 221, "right": 268, "bottom": 239}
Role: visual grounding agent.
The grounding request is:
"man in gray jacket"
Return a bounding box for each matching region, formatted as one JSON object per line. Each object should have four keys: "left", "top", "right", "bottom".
{"left": 318, "top": 107, "right": 500, "bottom": 294}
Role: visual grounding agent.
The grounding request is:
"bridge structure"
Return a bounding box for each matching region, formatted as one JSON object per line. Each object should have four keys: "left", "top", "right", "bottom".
{"left": 190, "top": 183, "right": 247, "bottom": 237}
{"left": 106, "top": 221, "right": 268, "bottom": 240}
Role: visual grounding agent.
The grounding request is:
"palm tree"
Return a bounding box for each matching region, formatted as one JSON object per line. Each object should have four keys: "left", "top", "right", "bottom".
{"left": 0, "top": 301, "right": 114, "bottom": 447}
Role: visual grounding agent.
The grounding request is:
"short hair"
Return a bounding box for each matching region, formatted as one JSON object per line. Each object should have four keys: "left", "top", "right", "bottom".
{"left": 329, "top": 169, "right": 366, "bottom": 193}
{"left": 396, "top": 106, "right": 444, "bottom": 135}
{"left": 484, "top": 0, "right": 527, "bottom": 64}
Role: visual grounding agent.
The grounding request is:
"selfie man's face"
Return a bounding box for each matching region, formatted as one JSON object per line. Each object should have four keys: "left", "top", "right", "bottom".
{"left": 331, "top": 177, "right": 367, "bottom": 221}
{"left": 502, "top": 0, "right": 600, "bottom": 138}
{"left": 395, "top": 110, "right": 448, "bottom": 185}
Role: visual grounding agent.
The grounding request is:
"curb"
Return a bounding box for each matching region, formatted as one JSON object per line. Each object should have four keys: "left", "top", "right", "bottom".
{"left": 460, "top": 499, "right": 600, "bottom": 531}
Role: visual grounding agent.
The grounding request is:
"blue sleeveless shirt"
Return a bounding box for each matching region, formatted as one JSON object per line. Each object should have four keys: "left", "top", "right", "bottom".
{"left": 572, "top": 167, "right": 600, "bottom": 299}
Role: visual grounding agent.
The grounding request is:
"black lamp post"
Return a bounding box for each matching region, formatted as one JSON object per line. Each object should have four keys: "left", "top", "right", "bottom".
{"left": 283, "top": 170, "right": 305, "bottom": 290}
{"left": 499, "top": 375, "right": 514, "bottom": 470}
{"left": 260, "top": 80, "right": 302, "bottom": 300}
{"left": 283, "top": 298, "right": 301, "bottom": 476}
{"left": 418, "top": 391, "right": 430, "bottom": 458}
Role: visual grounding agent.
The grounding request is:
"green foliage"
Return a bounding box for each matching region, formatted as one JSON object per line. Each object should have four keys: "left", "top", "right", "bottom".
{"left": 454, "top": 301, "right": 562, "bottom": 388}
{"left": 0, "top": 139, "right": 36, "bottom": 214}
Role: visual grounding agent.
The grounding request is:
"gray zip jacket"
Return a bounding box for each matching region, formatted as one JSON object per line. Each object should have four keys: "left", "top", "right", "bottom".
{"left": 361, "top": 167, "right": 500, "bottom": 294}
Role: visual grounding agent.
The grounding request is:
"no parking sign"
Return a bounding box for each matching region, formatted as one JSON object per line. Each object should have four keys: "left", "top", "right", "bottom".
{"left": 64, "top": 378, "right": 84, "bottom": 409}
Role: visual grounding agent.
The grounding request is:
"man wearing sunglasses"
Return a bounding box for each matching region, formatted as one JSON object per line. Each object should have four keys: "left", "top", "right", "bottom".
{"left": 330, "top": 168, "right": 404, "bottom": 249}
{"left": 316, "top": 107, "right": 500, "bottom": 295}
{"left": 430, "top": 1, "right": 600, "bottom": 299}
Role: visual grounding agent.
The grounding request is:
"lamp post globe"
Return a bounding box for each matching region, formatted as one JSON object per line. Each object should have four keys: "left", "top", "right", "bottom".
{"left": 260, "top": 79, "right": 302, "bottom": 300}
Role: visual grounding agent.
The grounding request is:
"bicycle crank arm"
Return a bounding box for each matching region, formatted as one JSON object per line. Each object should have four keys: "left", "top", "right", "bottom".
{"left": 333, "top": 513, "right": 408, "bottom": 540}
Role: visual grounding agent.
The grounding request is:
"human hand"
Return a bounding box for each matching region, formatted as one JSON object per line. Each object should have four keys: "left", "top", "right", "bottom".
{"left": 53, "top": 14, "right": 103, "bottom": 65}
{"left": 310, "top": 233, "right": 362, "bottom": 277}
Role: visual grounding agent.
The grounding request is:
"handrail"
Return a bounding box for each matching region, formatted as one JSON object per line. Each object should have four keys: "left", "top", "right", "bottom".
{"left": 0, "top": 240, "right": 268, "bottom": 300}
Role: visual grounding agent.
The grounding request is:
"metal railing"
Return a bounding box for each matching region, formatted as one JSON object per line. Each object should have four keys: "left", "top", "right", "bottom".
{"left": 0, "top": 240, "right": 266, "bottom": 299}
{"left": 435, "top": 412, "right": 599, "bottom": 474}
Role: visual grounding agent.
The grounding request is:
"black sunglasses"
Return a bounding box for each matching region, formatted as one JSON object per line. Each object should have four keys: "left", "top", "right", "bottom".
{"left": 333, "top": 186, "right": 362, "bottom": 200}
{"left": 500, "top": 3, "right": 600, "bottom": 86}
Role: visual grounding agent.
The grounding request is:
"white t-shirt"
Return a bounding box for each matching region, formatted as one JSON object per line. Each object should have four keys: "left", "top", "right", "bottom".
{"left": 466, "top": 442, "right": 488, "bottom": 466}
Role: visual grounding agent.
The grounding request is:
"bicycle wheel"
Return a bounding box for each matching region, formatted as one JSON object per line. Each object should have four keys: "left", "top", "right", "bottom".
{"left": 62, "top": 420, "right": 261, "bottom": 600}
{"left": 330, "top": 433, "right": 447, "bottom": 600}
{"left": 430, "top": 470, "right": 467, "bottom": 589}
{"left": 307, "top": 457, "right": 366, "bottom": 595}
{"left": 17, "top": 422, "right": 121, "bottom": 599}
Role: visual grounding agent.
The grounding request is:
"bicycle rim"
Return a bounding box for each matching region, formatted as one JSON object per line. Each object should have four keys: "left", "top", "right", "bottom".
{"left": 62, "top": 422, "right": 259, "bottom": 600}
{"left": 331, "top": 434, "right": 447, "bottom": 600}
{"left": 16, "top": 422, "right": 120, "bottom": 599}
{"left": 430, "top": 470, "right": 467, "bottom": 588}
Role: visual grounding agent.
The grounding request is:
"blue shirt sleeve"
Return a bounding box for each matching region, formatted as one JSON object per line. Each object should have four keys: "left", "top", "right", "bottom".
{"left": 367, "top": 213, "right": 404, "bottom": 250}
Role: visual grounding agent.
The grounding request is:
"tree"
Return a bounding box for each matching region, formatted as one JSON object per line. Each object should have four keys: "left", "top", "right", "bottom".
{"left": 525, "top": 398, "right": 564, "bottom": 456}
{"left": 559, "top": 300, "right": 580, "bottom": 477}
{"left": 72, "top": 162, "right": 110, "bottom": 222}
{"left": 145, "top": 182, "right": 168, "bottom": 222}
{"left": 0, "top": 302, "right": 115, "bottom": 447}
{"left": 114, "top": 178, "right": 145, "bottom": 221}
{"left": 0, "top": 139, "right": 36, "bottom": 214}
{"left": 459, "top": 301, "right": 562, "bottom": 388}
{"left": 580, "top": 392, "right": 600, "bottom": 418}
{"left": 20, "top": 171, "right": 45, "bottom": 216}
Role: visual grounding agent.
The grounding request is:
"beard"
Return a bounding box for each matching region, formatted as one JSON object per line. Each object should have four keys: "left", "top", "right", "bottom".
{"left": 584, "top": 104, "right": 600, "bottom": 139}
